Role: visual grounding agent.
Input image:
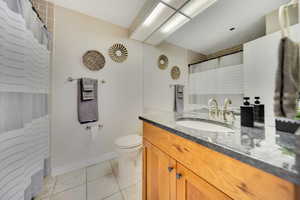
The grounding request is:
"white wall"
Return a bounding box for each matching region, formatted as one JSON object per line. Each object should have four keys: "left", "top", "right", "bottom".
{"left": 51, "top": 6, "right": 143, "bottom": 175}
{"left": 51, "top": 6, "right": 196, "bottom": 175}
{"left": 142, "top": 42, "right": 190, "bottom": 112}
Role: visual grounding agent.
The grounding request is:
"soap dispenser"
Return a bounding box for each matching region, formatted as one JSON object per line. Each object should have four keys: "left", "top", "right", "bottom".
{"left": 254, "top": 97, "right": 264, "bottom": 124}
{"left": 241, "top": 97, "right": 254, "bottom": 127}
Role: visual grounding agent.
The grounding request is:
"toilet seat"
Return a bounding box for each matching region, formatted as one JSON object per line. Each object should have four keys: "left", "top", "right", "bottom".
{"left": 115, "top": 134, "right": 142, "bottom": 149}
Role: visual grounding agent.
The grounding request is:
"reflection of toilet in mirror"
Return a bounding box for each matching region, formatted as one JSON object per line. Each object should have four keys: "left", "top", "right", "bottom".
{"left": 114, "top": 134, "right": 143, "bottom": 189}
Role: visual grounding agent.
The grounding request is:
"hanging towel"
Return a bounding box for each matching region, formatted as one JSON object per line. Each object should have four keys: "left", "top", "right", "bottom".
{"left": 82, "top": 78, "right": 95, "bottom": 91}
{"left": 78, "top": 78, "right": 99, "bottom": 124}
{"left": 274, "top": 37, "right": 300, "bottom": 118}
{"left": 174, "top": 85, "right": 184, "bottom": 113}
{"left": 81, "top": 78, "right": 95, "bottom": 101}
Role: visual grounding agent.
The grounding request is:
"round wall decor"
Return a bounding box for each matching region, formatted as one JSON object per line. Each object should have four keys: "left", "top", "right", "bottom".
{"left": 109, "top": 43, "right": 128, "bottom": 63}
{"left": 82, "top": 50, "right": 105, "bottom": 71}
{"left": 158, "top": 55, "right": 168, "bottom": 70}
{"left": 171, "top": 66, "right": 181, "bottom": 80}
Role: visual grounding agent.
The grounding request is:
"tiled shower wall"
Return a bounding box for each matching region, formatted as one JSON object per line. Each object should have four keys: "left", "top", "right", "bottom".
{"left": 31, "top": 0, "right": 54, "bottom": 49}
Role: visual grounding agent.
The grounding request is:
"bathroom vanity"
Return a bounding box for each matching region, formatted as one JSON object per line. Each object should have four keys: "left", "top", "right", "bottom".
{"left": 139, "top": 111, "right": 300, "bottom": 200}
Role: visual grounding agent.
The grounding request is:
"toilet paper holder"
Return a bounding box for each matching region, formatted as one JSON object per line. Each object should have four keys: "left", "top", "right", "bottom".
{"left": 85, "top": 124, "right": 103, "bottom": 131}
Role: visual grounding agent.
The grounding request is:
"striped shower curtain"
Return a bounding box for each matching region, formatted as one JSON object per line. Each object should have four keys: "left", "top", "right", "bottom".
{"left": 0, "top": 0, "right": 50, "bottom": 200}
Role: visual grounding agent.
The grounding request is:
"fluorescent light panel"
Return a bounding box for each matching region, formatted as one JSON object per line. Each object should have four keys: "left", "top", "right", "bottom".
{"left": 161, "top": 0, "right": 188, "bottom": 9}
{"left": 161, "top": 13, "right": 189, "bottom": 34}
{"left": 143, "top": 3, "right": 166, "bottom": 26}
{"left": 181, "top": 0, "right": 217, "bottom": 18}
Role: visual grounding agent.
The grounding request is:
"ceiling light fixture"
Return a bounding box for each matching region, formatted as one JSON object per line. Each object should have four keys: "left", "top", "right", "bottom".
{"left": 143, "top": 3, "right": 166, "bottom": 26}
{"left": 161, "top": 0, "right": 187, "bottom": 9}
{"left": 161, "top": 13, "right": 189, "bottom": 34}
{"left": 181, "top": 0, "right": 217, "bottom": 18}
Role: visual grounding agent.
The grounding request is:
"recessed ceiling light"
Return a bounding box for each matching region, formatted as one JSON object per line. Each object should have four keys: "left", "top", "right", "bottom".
{"left": 143, "top": 3, "right": 166, "bottom": 27}
{"left": 161, "top": 13, "right": 189, "bottom": 34}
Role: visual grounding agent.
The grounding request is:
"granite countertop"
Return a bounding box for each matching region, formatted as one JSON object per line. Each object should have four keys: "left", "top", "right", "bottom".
{"left": 139, "top": 109, "right": 300, "bottom": 185}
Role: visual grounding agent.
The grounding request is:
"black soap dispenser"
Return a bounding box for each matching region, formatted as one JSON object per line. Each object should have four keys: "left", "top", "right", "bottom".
{"left": 254, "top": 97, "right": 265, "bottom": 124}
{"left": 241, "top": 97, "right": 254, "bottom": 127}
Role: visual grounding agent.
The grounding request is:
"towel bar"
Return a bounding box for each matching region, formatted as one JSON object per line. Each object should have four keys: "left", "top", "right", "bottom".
{"left": 85, "top": 124, "right": 103, "bottom": 130}
{"left": 67, "top": 77, "right": 106, "bottom": 84}
{"left": 169, "top": 84, "right": 184, "bottom": 88}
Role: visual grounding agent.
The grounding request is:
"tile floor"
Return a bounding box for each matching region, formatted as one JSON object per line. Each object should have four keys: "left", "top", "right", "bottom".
{"left": 35, "top": 159, "right": 142, "bottom": 200}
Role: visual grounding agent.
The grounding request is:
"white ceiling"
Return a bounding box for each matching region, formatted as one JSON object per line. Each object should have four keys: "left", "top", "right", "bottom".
{"left": 53, "top": 0, "right": 147, "bottom": 28}
{"left": 166, "top": 0, "right": 290, "bottom": 54}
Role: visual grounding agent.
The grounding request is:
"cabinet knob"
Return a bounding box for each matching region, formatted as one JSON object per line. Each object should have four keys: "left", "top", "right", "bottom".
{"left": 176, "top": 173, "right": 182, "bottom": 179}
{"left": 168, "top": 167, "right": 174, "bottom": 172}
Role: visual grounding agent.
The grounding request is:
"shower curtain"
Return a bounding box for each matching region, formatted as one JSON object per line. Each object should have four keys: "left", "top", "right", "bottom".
{"left": 0, "top": 0, "right": 50, "bottom": 200}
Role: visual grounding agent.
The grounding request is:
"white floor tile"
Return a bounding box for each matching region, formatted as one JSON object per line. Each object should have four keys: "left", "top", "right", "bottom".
{"left": 121, "top": 184, "right": 139, "bottom": 200}
{"left": 51, "top": 185, "right": 86, "bottom": 200}
{"left": 34, "top": 197, "right": 50, "bottom": 200}
{"left": 87, "top": 173, "right": 119, "bottom": 200}
{"left": 87, "top": 161, "right": 112, "bottom": 182}
{"left": 103, "top": 192, "right": 124, "bottom": 200}
{"left": 117, "top": 176, "right": 137, "bottom": 190}
{"left": 110, "top": 159, "right": 118, "bottom": 177}
{"left": 34, "top": 176, "right": 56, "bottom": 199}
{"left": 53, "top": 168, "right": 86, "bottom": 194}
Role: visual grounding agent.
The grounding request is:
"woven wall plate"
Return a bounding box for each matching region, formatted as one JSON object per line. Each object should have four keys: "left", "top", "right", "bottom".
{"left": 158, "top": 55, "right": 168, "bottom": 70}
{"left": 82, "top": 50, "right": 105, "bottom": 71}
{"left": 109, "top": 43, "right": 128, "bottom": 63}
{"left": 171, "top": 66, "right": 181, "bottom": 80}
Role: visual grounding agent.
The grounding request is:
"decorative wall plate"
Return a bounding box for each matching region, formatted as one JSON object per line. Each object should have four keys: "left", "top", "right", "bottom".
{"left": 109, "top": 43, "right": 128, "bottom": 63}
{"left": 82, "top": 50, "right": 105, "bottom": 71}
{"left": 158, "top": 55, "right": 168, "bottom": 70}
{"left": 171, "top": 66, "right": 181, "bottom": 80}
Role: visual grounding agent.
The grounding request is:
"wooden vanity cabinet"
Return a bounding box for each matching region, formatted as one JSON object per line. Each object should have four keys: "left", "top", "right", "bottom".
{"left": 176, "top": 163, "right": 232, "bottom": 200}
{"left": 143, "top": 140, "right": 231, "bottom": 200}
{"left": 142, "top": 122, "right": 300, "bottom": 200}
{"left": 143, "top": 140, "right": 176, "bottom": 200}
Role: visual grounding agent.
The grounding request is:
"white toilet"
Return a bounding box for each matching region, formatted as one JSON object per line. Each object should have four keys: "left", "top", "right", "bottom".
{"left": 115, "top": 134, "right": 142, "bottom": 188}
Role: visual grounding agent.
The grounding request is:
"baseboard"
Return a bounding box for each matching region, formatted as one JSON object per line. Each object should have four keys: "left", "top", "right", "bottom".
{"left": 51, "top": 151, "right": 118, "bottom": 177}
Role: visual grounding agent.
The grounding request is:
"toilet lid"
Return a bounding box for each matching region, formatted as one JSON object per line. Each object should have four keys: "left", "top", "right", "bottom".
{"left": 115, "top": 135, "right": 142, "bottom": 149}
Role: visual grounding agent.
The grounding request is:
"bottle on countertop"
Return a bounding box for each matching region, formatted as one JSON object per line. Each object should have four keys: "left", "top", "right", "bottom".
{"left": 241, "top": 97, "right": 254, "bottom": 127}
{"left": 254, "top": 97, "right": 265, "bottom": 124}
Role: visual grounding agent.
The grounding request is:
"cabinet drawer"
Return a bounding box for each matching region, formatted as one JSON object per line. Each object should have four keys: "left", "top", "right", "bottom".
{"left": 143, "top": 122, "right": 298, "bottom": 200}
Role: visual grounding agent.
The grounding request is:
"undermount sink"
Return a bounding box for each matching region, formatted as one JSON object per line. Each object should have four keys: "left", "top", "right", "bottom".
{"left": 176, "top": 118, "right": 234, "bottom": 133}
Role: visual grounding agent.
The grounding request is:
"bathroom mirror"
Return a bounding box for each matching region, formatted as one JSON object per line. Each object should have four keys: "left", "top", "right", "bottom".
{"left": 155, "top": 0, "right": 299, "bottom": 125}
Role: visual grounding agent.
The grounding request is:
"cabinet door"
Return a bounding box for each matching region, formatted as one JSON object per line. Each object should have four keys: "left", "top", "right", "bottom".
{"left": 143, "top": 140, "right": 176, "bottom": 200}
{"left": 176, "top": 163, "right": 232, "bottom": 200}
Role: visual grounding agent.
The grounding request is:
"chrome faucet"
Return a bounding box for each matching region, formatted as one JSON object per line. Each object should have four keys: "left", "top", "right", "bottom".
{"left": 223, "top": 98, "right": 235, "bottom": 121}
{"left": 223, "top": 98, "right": 232, "bottom": 113}
{"left": 208, "top": 98, "right": 219, "bottom": 118}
